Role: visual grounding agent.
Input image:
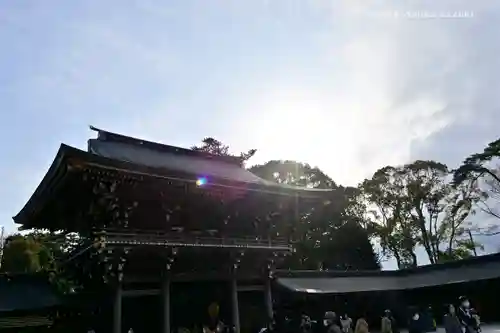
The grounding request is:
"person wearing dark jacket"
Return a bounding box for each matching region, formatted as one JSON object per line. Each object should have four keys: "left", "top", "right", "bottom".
{"left": 444, "top": 304, "right": 462, "bottom": 333}
{"left": 457, "top": 296, "right": 478, "bottom": 333}
{"left": 423, "top": 306, "right": 436, "bottom": 332}
{"left": 301, "top": 315, "right": 314, "bottom": 333}
{"left": 323, "top": 311, "right": 342, "bottom": 333}
{"left": 408, "top": 308, "right": 425, "bottom": 333}
{"left": 259, "top": 317, "right": 277, "bottom": 333}
{"left": 470, "top": 308, "right": 481, "bottom": 333}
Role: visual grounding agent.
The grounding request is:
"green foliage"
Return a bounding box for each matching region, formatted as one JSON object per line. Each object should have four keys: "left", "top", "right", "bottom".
{"left": 360, "top": 164, "right": 421, "bottom": 267}
{"left": 250, "top": 160, "right": 380, "bottom": 270}
{"left": 321, "top": 218, "right": 381, "bottom": 270}
{"left": 193, "top": 142, "right": 381, "bottom": 270}
{"left": 1, "top": 234, "right": 43, "bottom": 273}
{"left": 1, "top": 231, "right": 77, "bottom": 274}
{"left": 477, "top": 166, "right": 500, "bottom": 220}
{"left": 1, "top": 232, "right": 80, "bottom": 295}
{"left": 250, "top": 160, "right": 336, "bottom": 189}
{"left": 454, "top": 137, "right": 500, "bottom": 225}
{"left": 191, "top": 137, "right": 257, "bottom": 165}
{"left": 454, "top": 138, "right": 500, "bottom": 185}
{"left": 361, "top": 160, "right": 481, "bottom": 268}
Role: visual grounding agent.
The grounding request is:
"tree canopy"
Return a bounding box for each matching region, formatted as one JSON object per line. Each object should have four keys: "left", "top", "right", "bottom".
{"left": 1, "top": 232, "right": 79, "bottom": 274}
{"left": 192, "top": 137, "right": 256, "bottom": 165}
{"left": 360, "top": 160, "right": 483, "bottom": 268}
{"left": 454, "top": 138, "right": 500, "bottom": 224}
{"left": 252, "top": 161, "right": 380, "bottom": 270}
{"left": 454, "top": 138, "right": 500, "bottom": 185}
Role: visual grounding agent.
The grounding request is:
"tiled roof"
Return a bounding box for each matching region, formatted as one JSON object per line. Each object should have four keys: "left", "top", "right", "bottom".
{"left": 88, "top": 139, "right": 270, "bottom": 185}
{"left": 13, "top": 127, "right": 334, "bottom": 227}
{"left": 0, "top": 275, "right": 62, "bottom": 313}
{"left": 275, "top": 253, "right": 500, "bottom": 293}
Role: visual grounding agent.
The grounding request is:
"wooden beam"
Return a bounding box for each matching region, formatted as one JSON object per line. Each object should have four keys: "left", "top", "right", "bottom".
{"left": 122, "top": 285, "right": 264, "bottom": 298}
{"left": 123, "top": 289, "right": 160, "bottom": 297}
{"left": 124, "top": 271, "right": 263, "bottom": 283}
{"left": 237, "top": 285, "right": 264, "bottom": 292}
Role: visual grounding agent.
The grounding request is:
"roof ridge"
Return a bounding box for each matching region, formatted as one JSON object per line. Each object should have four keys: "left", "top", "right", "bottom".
{"left": 89, "top": 126, "right": 244, "bottom": 166}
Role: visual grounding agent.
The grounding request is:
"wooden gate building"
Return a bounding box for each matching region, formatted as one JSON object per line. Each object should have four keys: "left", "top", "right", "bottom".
{"left": 13, "top": 127, "right": 332, "bottom": 333}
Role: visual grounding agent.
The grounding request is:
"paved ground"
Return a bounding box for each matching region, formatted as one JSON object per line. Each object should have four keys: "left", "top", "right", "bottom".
{"left": 457, "top": 326, "right": 500, "bottom": 333}
{"left": 398, "top": 326, "right": 500, "bottom": 333}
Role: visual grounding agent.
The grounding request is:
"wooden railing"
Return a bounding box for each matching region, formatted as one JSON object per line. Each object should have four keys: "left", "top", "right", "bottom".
{"left": 102, "top": 230, "right": 292, "bottom": 251}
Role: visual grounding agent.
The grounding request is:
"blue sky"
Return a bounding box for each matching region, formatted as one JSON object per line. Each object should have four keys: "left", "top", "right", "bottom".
{"left": 1, "top": 1, "right": 499, "bottom": 268}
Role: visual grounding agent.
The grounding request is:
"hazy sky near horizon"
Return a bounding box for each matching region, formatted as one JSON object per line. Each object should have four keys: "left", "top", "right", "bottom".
{"left": 1, "top": 1, "right": 499, "bottom": 268}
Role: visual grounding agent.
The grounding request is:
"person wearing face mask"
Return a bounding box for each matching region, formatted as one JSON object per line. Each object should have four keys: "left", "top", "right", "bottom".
{"left": 381, "top": 310, "right": 393, "bottom": 333}
{"left": 408, "top": 308, "right": 424, "bottom": 333}
{"left": 323, "top": 311, "right": 342, "bottom": 333}
{"left": 457, "top": 296, "right": 478, "bottom": 333}
{"left": 340, "top": 314, "right": 353, "bottom": 333}
{"left": 301, "top": 315, "right": 314, "bottom": 333}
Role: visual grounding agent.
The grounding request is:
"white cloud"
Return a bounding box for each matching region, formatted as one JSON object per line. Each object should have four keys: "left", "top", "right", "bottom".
{"left": 206, "top": 0, "right": 486, "bottom": 185}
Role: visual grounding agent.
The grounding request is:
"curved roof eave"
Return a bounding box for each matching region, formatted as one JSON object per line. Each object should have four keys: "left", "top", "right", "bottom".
{"left": 87, "top": 137, "right": 335, "bottom": 196}
{"left": 13, "top": 144, "right": 335, "bottom": 226}
{"left": 12, "top": 144, "right": 71, "bottom": 226}
{"left": 82, "top": 144, "right": 335, "bottom": 196}
{"left": 274, "top": 253, "right": 500, "bottom": 294}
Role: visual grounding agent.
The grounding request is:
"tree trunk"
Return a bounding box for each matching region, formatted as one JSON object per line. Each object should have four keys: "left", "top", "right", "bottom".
{"left": 483, "top": 168, "right": 500, "bottom": 184}
{"left": 391, "top": 245, "right": 403, "bottom": 269}
{"left": 415, "top": 207, "right": 436, "bottom": 264}
{"left": 447, "top": 228, "right": 455, "bottom": 257}
{"left": 410, "top": 251, "right": 418, "bottom": 267}
{"left": 395, "top": 256, "right": 403, "bottom": 269}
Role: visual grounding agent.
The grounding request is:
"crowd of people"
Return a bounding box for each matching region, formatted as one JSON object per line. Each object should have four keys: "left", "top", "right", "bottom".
{"left": 84, "top": 296, "right": 482, "bottom": 333}
{"left": 259, "top": 296, "right": 481, "bottom": 333}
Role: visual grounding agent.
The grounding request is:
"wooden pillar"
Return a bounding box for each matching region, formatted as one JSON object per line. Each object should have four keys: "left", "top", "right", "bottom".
{"left": 265, "top": 259, "right": 275, "bottom": 320}
{"left": 264, "top": 275, "right": 273, "bottom": 319}
{"left": 162, "top": 271, "right": 171, "bottom": 333}
{"left": 113, "top": 280, "right": 123, "bottom": 333}
{"left": 112, "top": 248, "right": 127, "bottom": 333}
{"left": 162, "top": 249, "right": 176, "bottom": 333}
{"left": 231, "top": 272, "right": 241, "bottom": 333}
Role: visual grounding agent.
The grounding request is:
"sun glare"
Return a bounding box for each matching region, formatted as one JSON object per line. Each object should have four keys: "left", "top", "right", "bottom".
{"left": 196, "top": 177, "right": 207, "bottom": 186}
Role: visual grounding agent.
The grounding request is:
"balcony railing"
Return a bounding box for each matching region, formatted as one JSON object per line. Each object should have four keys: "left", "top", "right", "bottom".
{"left": 102, "top": 230, "right": 292, "bottom": 251}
